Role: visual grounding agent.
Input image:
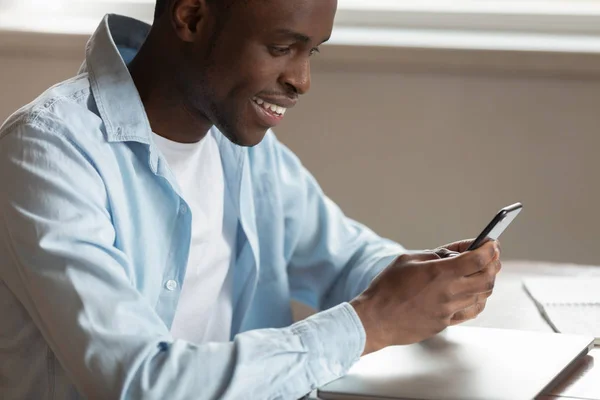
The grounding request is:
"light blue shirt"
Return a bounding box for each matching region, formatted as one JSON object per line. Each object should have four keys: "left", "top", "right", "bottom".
{"left": 0, "top": 14, "right": 404, "bottom": 400}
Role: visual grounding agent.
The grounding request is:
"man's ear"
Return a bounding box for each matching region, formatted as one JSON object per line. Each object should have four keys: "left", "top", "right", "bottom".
{"left": 170, "top": 0, "right": 209, "bottom": 42}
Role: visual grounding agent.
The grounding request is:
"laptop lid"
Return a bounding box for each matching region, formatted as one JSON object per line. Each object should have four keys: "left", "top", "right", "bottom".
{"left": 318, "top": 326, "right": 593, "bottom": 400}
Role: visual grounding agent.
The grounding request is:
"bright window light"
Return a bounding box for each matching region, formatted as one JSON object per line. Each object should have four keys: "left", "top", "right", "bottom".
{"left": 2, "top": 0, "right": 600, "bottom": 52}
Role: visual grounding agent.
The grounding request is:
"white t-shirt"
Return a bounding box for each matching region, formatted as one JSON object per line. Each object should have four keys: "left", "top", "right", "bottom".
{"left": 152, "top": 130, "right": 236, "bottom": 344}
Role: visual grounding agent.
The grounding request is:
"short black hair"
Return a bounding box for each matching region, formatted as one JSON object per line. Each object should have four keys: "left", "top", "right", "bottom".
{"left": 154, "top": 0, "right": 237, "bottom": 20}
{"left": 154, "top": 0, "right": 168, "bottom": 20}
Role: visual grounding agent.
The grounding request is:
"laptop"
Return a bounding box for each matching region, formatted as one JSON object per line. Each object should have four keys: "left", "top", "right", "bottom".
{"left": 318, "top": 326, "right": 594, "bottom": 400}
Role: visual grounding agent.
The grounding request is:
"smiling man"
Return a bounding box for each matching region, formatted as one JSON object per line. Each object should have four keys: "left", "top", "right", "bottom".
{"left": 0, "top": 0, "right": 501, "bottom": 399}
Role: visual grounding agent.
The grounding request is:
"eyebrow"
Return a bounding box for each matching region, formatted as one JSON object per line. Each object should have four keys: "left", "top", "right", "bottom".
{"left": 274, "top": 28, "right": 330, "bottom": 45}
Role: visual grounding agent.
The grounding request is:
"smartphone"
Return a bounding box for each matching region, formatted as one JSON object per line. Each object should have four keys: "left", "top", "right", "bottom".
{"left": 467, "top": 203, "right": 523, "bottom": 251}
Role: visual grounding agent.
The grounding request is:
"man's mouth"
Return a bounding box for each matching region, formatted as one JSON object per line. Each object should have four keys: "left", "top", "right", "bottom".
{"left": 252, "top": 97, "right": 287, "bottom": 117}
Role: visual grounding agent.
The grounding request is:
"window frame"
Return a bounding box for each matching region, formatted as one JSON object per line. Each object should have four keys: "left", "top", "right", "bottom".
{"left": 2, "top": 0, "right": 600, "bottom": 57}
{"left": 336, "top": 0, "right": 600, "bottom": 36}
{"left": 3, "top": 0, "right": 600, "bottom": 36}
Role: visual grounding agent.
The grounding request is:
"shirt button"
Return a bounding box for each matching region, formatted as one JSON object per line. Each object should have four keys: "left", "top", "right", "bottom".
{"left": 179, "top": 204, "right": 188, "bottom": 214}
{"left": 165, "top": 280, "right": 178, "bottom": 291}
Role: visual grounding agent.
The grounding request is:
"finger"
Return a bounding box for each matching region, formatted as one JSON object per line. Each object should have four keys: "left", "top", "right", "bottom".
{"left": 451, "top": 241, "right": 499, "bottom": 277}
{"left": 459, "top": 260, "right": 500, "bottom": 294}
{"left": 405, "top": 251, "right": 441, "bottom": 262}
{"left": 449, "top": 300, "right": 488, "bottom": 325}
{"left": 433, "top": 247, "right": 460, "bottom": 259}
{"left": 466, "top": 257, "right": 502, "bottom": 277}
{"left": 450, "top": 291, "right": 493, "bottom": 314}
{"left": 441, "top": 239, "right": 476, "bottom": 254}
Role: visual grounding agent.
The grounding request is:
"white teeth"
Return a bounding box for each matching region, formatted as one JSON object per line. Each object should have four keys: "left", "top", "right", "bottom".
{"left": 254, "top": 97, "right": 287, "bottom": 115}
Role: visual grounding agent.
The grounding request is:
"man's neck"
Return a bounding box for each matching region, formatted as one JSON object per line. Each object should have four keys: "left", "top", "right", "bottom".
{"left": 128, "top": 30, "right": 212, "bottom": 144}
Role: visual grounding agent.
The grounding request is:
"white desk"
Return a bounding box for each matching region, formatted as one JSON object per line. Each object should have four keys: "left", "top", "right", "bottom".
{"left": 311, "top": 261, "right": 600, "bottom": 400}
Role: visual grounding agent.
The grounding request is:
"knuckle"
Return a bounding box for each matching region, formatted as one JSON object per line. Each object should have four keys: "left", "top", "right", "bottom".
{"left": 489, "top": 242, "right": 497, "bottom": 259}
{"left": 451, "top": 312, "right": 464, "bottom": 323}
{"left": 453, "top": 310, "right": 467, "bottom": 322}
{"left": 485, "top": 270, "right": 496, "bottom": 290}
{"left": 475, "top": 301, "right": 486, "bottom": 314}
{"left": 469, "top": 306, "right": 479, "bottom": 317}
{"left": 485, "top": 277, "right": 495, "bottom": 292}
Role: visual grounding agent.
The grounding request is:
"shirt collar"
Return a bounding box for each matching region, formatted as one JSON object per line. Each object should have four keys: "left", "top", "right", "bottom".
{"left": 80, "top": 15, "right": 258, "bottom": 302}
{"left": 81, "top": 14, "right": 152, "bottom": 144}
{"left": 80, "top": 14, "right": 249, "bottom": 203}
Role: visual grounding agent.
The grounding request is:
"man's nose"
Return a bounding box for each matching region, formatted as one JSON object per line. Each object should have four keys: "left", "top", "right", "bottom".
{"left": 281, "top": 58, "right": 311, "bottom": 96}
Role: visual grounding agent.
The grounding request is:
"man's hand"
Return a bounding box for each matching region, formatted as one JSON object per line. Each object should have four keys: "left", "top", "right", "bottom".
{"left": 350, "top": 240, "right": 501, "bottom": 355}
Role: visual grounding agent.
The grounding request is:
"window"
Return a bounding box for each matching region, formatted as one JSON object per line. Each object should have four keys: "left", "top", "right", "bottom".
{"left": 2, "top": 0, "right": 600, "bottom": 52}
{"left": 3, "top": 1, "right": 600, "bottom": 32}
{"left": 332, "top": 0, "right": 600, "bottom": 53}
{"left": 336, "top": 0, "right": 600, "bottom": 35}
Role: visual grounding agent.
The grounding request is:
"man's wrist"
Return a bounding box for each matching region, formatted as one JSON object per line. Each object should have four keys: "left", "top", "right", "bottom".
{"left": 350, "top": 296, "right": 383, "bottom": 356}
{"left": 291, "top": 302, "right": 366, "bottom": 386}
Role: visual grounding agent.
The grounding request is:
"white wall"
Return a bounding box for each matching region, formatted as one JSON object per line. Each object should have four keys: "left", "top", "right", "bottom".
{"left": 280, "top": 65, "right": 600, "bottom": 265}
{"left": 1, "top": 38, "right": 600, "bottom": 266}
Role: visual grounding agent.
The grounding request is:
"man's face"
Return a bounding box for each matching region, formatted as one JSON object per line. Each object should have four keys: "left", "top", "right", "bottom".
{"left": 178, "top": 0, "right": 337, "bottom": 146}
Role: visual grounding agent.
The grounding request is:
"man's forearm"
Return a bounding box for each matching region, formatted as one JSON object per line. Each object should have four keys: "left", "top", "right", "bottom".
{"left": 124, "top": 303, "right": 365, "bottom": 399}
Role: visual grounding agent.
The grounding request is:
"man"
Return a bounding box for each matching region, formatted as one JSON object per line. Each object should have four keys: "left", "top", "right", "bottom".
{"left": 0, "top": 0, "right": 501, "bottom": 399}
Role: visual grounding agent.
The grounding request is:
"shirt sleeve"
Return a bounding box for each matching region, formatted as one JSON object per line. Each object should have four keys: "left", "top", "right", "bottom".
{"left": 0, "top": 123, "right": 365, "bottom": 400}
{"left": 269, "top": 134, "right": 405, "bottom": 311}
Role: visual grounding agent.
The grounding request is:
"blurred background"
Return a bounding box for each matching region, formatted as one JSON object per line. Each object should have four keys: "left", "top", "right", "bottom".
{"left": 1, "top": 0, "right": 600, "bottom": 265}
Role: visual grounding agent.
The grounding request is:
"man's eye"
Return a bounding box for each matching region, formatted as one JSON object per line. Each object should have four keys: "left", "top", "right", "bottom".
{"left": 309, "top": 47, "right": 321, "bottom": 57}
{"left": 269, "top": 46, "right": 291, "bottom": 56}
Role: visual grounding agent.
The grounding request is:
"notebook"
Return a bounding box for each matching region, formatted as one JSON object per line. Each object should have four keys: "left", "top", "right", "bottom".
{"left": 318, "top": 326, "right": 593, "bottom": 400}
{"left": 523, "top": 277, "right": 600, "bottom": 345}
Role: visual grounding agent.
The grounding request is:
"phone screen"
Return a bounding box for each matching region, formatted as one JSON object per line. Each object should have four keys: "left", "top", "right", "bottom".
{"left": 467, "top": 203, "right": 523, "bottom": 251}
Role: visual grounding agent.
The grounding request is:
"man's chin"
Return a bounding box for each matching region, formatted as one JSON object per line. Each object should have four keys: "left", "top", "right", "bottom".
{"left": 224, "top": 127, "right": 269, "bottom": 147}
